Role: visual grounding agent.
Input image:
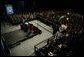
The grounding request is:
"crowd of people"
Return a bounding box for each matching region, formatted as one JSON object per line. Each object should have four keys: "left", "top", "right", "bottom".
{"left": 8, "top": 12, "right": 36, "bottom": 24}
{"left": 3, "top": 9, "right": 83, "bottom": 56}
{"left": 7, "top": 10, "right": 83, "bottom": 37}
{"left": 34, "top": 10, "right": 83, "bottom": 56}
{"left": 8, "top": 10, "right": 83, "bottom": 36}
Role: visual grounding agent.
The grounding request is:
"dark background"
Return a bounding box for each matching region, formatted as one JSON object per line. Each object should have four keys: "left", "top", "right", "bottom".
{"left": 0, "top": 0, "right": 83, "bottom": 15}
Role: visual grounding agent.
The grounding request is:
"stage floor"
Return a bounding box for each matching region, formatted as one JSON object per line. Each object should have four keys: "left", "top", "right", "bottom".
{"left": 2, "top": 20, "right": 53, "bottom": 56}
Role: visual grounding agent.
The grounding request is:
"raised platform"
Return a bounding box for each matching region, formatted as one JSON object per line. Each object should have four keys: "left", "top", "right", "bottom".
{"left": 2, "top": 24, "right": 42, "bottom": 48}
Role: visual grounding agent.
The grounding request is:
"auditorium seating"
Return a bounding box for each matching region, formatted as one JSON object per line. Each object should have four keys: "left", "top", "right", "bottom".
{"left": 8, "top": 12, "right": 36, "bottom": 25}
{"left": 34, "top": 11, "right": 83, "bottom": 56}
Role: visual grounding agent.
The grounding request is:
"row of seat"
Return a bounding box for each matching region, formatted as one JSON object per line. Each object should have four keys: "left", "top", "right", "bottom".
{"left": 8, "top": 13, "right": 36, "bottom": 24}
{"left": 34, "top": 11, "right": 83, "bottom": 56}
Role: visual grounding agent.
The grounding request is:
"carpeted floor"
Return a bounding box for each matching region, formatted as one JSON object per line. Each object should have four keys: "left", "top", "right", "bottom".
{"left": 2, "top": 29, "right": 27, "bottom": 46}
{"left": 2, "top": 29, "right": 39, "bottom": 48}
